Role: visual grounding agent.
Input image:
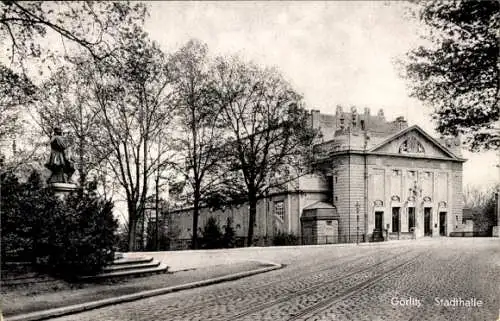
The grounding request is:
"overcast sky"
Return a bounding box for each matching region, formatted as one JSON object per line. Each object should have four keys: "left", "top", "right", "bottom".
{"left": 143, "top": 1, "right": 498, "bottom": 189}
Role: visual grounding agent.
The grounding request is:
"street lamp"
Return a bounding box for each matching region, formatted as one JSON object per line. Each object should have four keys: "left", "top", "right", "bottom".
{"left": 355, "top": 201, "right": 360, "bottom": 244}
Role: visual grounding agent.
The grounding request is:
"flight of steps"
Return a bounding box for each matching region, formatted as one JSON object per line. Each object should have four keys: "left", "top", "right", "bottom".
{"left": 79, "top": 254, "right": 168, "bottom": 281}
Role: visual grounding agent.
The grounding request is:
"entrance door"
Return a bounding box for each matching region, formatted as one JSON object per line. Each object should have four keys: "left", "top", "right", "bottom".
{"left": 439, "top": 212, "right": 446, "bottom": 236}
{"left": 424, "top": 208, "right": 432, "bottom": 236}
{"left": 374, "top": 211, "right": 383, "bottom": 240}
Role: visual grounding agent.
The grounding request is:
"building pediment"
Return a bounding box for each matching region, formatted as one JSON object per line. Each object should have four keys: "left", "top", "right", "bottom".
{"left": 368, "top": 126, "right": 462, "bottom": 161}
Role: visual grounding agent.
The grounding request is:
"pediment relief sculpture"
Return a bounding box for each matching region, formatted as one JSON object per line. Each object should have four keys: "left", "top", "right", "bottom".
{"left": 399, "top": 136, "right": 425, "bottom": 154}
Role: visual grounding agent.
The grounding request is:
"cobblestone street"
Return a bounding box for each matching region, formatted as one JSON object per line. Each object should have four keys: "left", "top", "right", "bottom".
{"left": 52, "top": 239, "right": 499, "bottom": 321}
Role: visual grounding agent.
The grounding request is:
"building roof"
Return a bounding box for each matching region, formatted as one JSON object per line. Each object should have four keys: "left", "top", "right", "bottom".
{"left": 301, "top": 201, "right": 338, "bottom": 221}
{"left": 314, "top": 123, "right": 466, "bottom": 162}
{"left": 368, "top": 125, "right": 461, "bottom": 160}
{"left": 303, "top": 201, "right": 336, "bottom": 210}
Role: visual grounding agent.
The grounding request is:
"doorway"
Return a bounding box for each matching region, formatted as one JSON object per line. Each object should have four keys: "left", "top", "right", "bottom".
{"left": 374, "top": 211, "right": 383, "bottom": 239}
{"left": 392, "top": 207, "right": 400, "bottom": 232}
{"left": 424, "top": 208, "right": 432, "bottom": 236}
{"left": 439, "top": 212, "right": 447, "bottom": 236}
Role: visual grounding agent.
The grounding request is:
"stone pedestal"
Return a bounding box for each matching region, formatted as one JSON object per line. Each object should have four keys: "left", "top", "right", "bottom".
{"left": 51, "top": 182, "right": 77, "bottom": 200}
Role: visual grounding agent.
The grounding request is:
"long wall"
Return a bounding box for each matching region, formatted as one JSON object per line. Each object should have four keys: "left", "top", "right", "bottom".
{"left": 167, "top": 175, "right": 329, "bottom": 240}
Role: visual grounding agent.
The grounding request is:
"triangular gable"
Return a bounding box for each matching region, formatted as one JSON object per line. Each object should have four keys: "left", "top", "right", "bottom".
{"left": 368, "top": 125, "right": 460, "bottom": 160}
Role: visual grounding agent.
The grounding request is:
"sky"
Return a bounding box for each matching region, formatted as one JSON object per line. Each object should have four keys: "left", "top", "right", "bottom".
{"left": 142, "top": 1, "right": 498, "bottom": 189}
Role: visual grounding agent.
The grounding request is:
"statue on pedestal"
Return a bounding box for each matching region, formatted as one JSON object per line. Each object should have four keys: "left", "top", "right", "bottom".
{"left": 45, "top": 127, "right": 75, "bottom": 184}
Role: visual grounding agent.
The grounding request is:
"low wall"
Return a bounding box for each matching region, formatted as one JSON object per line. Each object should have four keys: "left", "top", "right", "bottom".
{"left": 449, "top": 231, "right": 491, "bottom": 237}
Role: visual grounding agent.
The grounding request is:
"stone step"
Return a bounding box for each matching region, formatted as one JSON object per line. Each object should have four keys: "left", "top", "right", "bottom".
{"left": 103, "top": 260, "right": 160, "bottom": 272}
{"left": 111, "top": 256, "right": 154, "bottom": 266}
{"left": 79, "top": 263, "right": 168, "bottom": 281}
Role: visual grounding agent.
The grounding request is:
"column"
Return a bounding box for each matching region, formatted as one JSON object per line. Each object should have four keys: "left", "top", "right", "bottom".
{"left": 385, "top": 170, "right": 391, "bottom": 233}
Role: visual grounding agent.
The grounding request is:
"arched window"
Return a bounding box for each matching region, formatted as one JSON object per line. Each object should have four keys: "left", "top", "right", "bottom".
{"left": 274, "top": 201, "right": 284, "bottom": 221}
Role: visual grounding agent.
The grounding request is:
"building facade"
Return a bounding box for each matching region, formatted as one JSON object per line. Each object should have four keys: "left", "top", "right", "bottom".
{"left": 168, "top": 106, "right": 467, "bottom": 244}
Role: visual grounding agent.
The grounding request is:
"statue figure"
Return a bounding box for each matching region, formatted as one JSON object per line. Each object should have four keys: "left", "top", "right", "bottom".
{"left": 45, "top": 127, "right": 75, "bottom": 184}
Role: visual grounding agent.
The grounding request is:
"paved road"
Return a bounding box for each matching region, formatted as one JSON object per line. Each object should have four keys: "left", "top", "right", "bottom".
{"left": 52, "top": 238, "right": 499, "bottom": 321}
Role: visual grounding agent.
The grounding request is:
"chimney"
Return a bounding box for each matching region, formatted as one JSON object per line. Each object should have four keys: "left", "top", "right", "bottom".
{"left": 336, "top": 105, "right": 343, "bottom": 115}
{"left": 377, "top": 109, "right": 385, "bottom": 119}
{"left": 395, "top": 116, "right": 408, "bottom": 130}
{"left": 351, "top": 106, "right": 357, "bottom": 127}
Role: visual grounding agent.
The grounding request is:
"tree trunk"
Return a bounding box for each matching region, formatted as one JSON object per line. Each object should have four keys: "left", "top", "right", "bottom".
{"left": 127, "top": 203, "right": 137, "bottom": 252}
{"left": 155, "top": 177, "right": 159, "bottom": 250}
{"left": 128, "top": 219, "right": 137, "bottom": 252}
{"left": 140, "top": 212, "right": 146, "bottom": 250}
{"left": 78, "top": 134, "right": 86, "bottom": 189}
{"left": 191, "top": 201, "right": 200, "bottom": 250}
{"left": 191, "top": 188, "right": 200, "bottom": 249}
{"left": 247, "top": 193, "right": 257, "bottom": 247}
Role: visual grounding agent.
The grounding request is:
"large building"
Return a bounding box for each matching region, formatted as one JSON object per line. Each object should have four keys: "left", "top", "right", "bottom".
{"left": 167, "top": 106, "right": 467, "bottom": 244}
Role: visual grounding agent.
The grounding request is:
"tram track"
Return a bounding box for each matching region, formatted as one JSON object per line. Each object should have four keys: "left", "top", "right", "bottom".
{"left": 286, "top": 252, "right": 424, "bottom": 321}
{"left": 164, "top": 249, "right": 422, "bottom": 321}
{"left": 155, "top": 247, "right": 410, "bottom": 317}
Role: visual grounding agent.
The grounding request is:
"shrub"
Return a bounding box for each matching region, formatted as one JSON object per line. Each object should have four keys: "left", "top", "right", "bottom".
{"left": 40, "top": 187, "right": 118, "bottom": 278}
{"left": 1, "top": 171, "right": 25, "bottom": 262}
{"left": 272, "top": 231, "right": 299, "bottom": 246}
{"left": 200, "top": 217, "right": 222, "bottom": 249}
{"left": 221, "top": 217, "right": 236, "bottom": 248}
{"left": 1, "top": 171, "right": 118, "bottom": 279}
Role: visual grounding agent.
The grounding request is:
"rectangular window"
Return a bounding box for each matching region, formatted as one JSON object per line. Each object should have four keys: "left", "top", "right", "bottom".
{"left": 274, "top": 201, "right": 284, "bottom": 221}
{"left": 392, "top": 207, "right": 400, "bottom": 232}
{"left": 327, "top": 176, "right": 334, "bottom": 203}
{"left": 326, "top": 220, "right": 332, "bottom": 226}
{"left": 392, "top": 169, "right": 400, "bottom": 176}
{"left": 360, "top": 120, "right": 365, "bottom": 130}
{"left": 408, "top": 207, "right": 415, "bottom": 230}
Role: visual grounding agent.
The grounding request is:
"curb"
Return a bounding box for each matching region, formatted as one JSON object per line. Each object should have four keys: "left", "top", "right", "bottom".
{"left": 135, "top": 238, "right": 439, "bottom": 256}
{"left": 5, "top": 262, "right": 283, "bottom": 321}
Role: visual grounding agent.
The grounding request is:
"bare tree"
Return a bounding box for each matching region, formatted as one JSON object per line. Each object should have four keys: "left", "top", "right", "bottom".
{"left": 169, "top": 40, "right": 228, "bottom": 249}
{"left": 85, "top": 28, "right": 175, "bottom": 251}
{"left": 29, "top": 65, "right": 103, "bottom": 188}
{"left": 210, "top": 57, "right": 318, "bottom": 246}
{"left": 0, "top": 64, "right": 40, "bottom": 177}
{"left": 0, "top": 65, "right": 36, "bottom": 141}
{"left": 0, "top": 2, "right": 147, "bottom": 157}
{"left": 1, "top": 1, "right": 147, "bottom": 63}
{"left": 463, "top": 184, "right": 499, "bottom": 209}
